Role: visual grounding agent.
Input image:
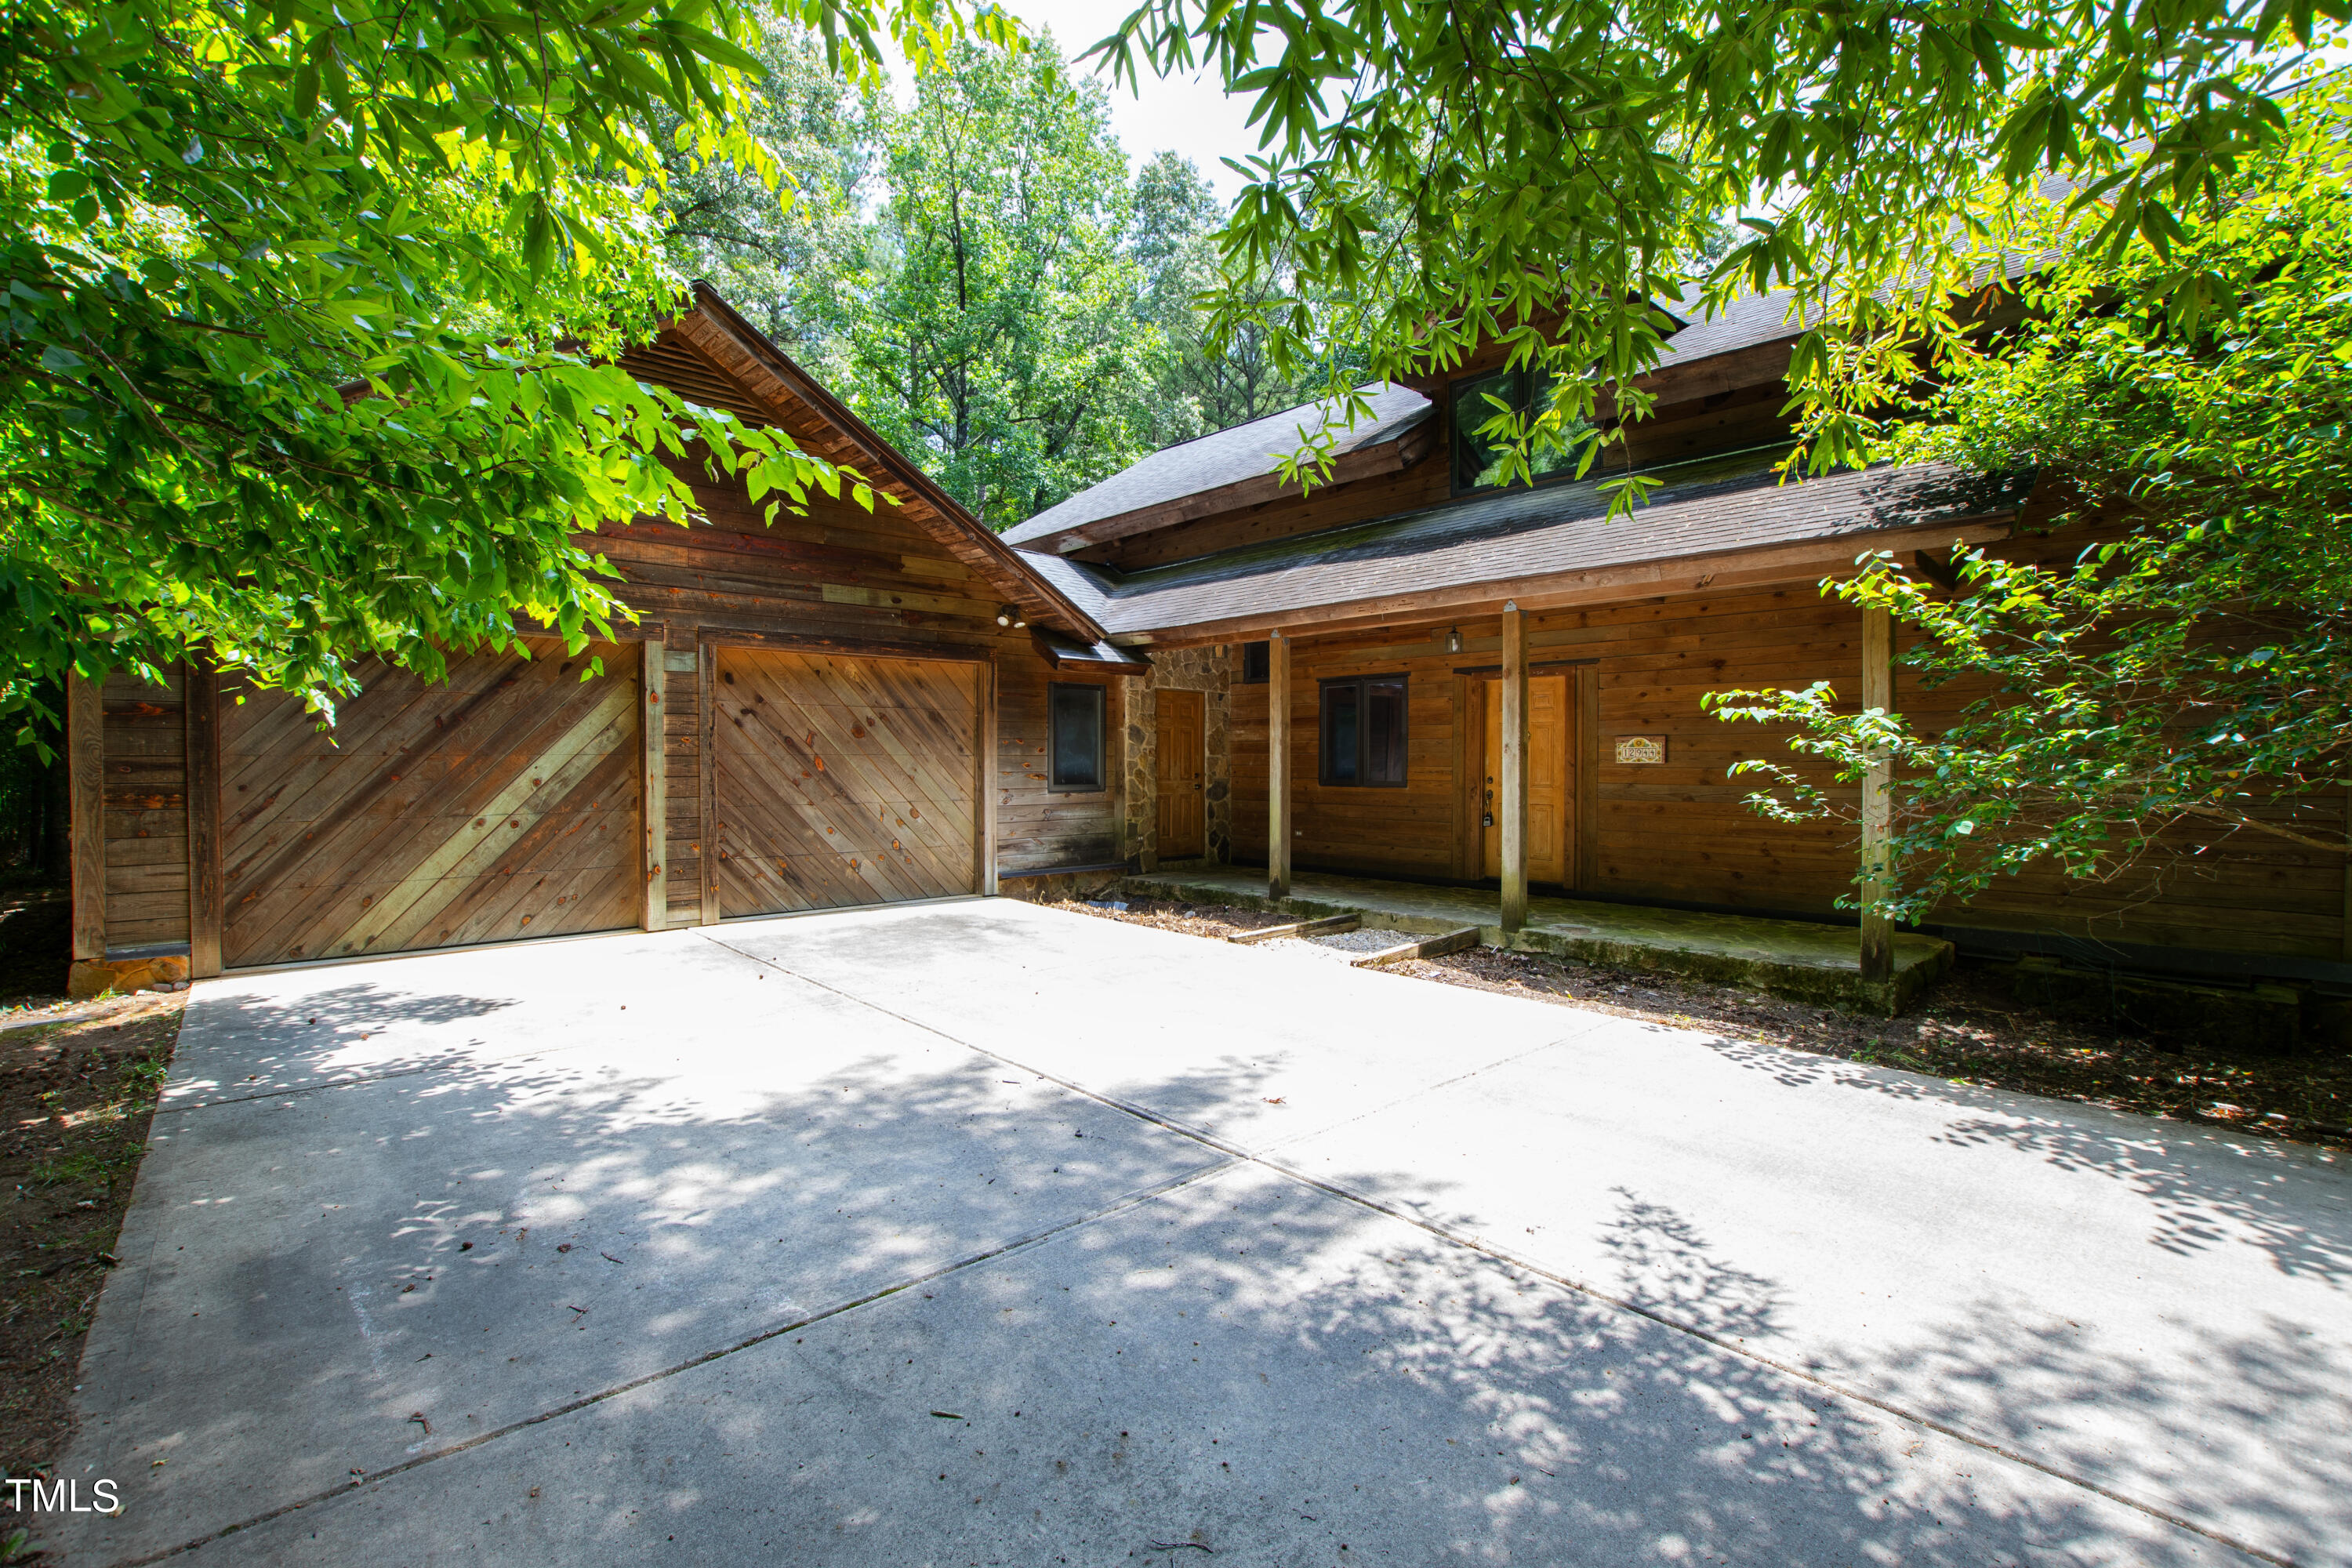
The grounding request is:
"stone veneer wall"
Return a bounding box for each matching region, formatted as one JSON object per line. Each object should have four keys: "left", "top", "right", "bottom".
{"left": 1123, "top": 644, "right": 1235, "bottom": 869}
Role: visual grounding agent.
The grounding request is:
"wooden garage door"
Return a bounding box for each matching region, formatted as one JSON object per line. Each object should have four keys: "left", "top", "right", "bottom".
{"left": 713, "top": 648, "right": 978, "bottom": 916}
{"left": 221, "top": 641, "right": 641, "bottom": 967}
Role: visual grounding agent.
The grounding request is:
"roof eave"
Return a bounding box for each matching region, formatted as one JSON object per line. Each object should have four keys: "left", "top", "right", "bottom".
{"left": 1101, "top": 512, "right": 2020, "bottom": 648}
{"left": 1015, "top": 407, "right": 1439, "bottom": 559}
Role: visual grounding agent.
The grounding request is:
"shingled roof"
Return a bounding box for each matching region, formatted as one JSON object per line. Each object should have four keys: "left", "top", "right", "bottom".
{"left": 1003, "top": 383, "right": 1435, "bottom": 549}
{"left": 1018, "top": 448, "right": 2031, "bottom": 640}
{"left": 619, "top": 283, "right": 1109, "bottom": 642}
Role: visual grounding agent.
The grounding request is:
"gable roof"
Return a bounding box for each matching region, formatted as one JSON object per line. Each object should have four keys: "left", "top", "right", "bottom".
{"left": 1009, "top": 289, "right": 1816, "bottom": 560}
{"left": 1002, "top": 383, "right": 1436, "bottom": 554}
{"left": 619, "top": 283, "right": 1107, "bottom": 642}
{"left": 1021, "top": 448, "right": 2030, "bottom": 641}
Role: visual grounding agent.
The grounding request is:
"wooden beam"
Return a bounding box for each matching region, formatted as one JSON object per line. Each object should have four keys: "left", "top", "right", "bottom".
{"left": 1910, "top": 548, "right": 1961, "bottom": 593}
{"left": 1268, "top": 631, "right": 1291, "bottom": 899}
{"left": 1573, "top": 666, "right": 1600, "bottom": 893}
{"left": 641, "top": 635, "right": 668, "bottom": 930}
{"left": 1351, "top": 926, "right": 1482, "bottom": 968}
{"left": 1451, "top": 671, "right": 1472, "bottom": 880}
{"left": 698, "top": 634, "right": 718, "bottom": 925}
{"left": 1499, "top": 604, "right": 1530, "bottom": 933}
{"left": 691, "top": 625, "right": 999, "bottom": 666}
{"left": 1227, "top": 913, "right": 1360, "bottom": 945}
{"left": 67, "top": 671, "right": 103, "bottom": 961}
{"left": 976, "top": 656, "right": 999, "bottom": 895}
{"left": 1123, "top": 517, "right": 2018, "bottom": 649}
{"left": 183, "top": 659, "right": 223, "bottom": 978}
{"left": 1859, "top": 604, "right": 1895, "bottom": 983}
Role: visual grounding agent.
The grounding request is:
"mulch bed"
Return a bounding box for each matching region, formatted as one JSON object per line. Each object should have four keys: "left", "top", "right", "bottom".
{"left": 1, "top": 996, "right": 184, "bottom": 1488}
{"left": 1051, "top": 897, "right": 2352, "bottom": 1154}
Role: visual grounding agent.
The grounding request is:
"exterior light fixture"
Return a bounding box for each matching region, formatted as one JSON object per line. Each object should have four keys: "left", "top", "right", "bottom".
{"left": 1446, "top": 626, "right": 1462, "bottom": 653}
{"left": 996, "top": 604, "right": 1023, "bottom": 627}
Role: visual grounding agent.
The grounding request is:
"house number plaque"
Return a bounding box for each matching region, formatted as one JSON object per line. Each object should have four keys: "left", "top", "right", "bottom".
{"left": 1614, "top": 735, "right": 1667, "bottom": 765}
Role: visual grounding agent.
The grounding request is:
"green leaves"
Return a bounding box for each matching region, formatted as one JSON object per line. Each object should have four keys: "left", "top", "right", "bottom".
{"left": 1090, "top": 0, "right": 2347, "bottom": 509}
{"left": 1709, "top": 79, "right": 2352, "bottom": 918}
{"left": 784, "top": 35, "right": 1163, "bottom": 528}
{"left": 0, "top": 0, "right": 931, "bottom": 732}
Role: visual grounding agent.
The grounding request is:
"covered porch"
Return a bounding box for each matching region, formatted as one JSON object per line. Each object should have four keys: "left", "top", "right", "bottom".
{"left": 1125, "top": 863, "right": 1953, "bottom": 1014}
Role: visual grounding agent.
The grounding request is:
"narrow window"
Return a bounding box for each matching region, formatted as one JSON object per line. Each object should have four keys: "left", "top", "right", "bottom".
{"left": 1319, "top": 675, "right": 1408, "bottom": 786}
{"left": 1240, "top": 641, "right": 1269, "bottom": 684}
{"left": 1048, "top": 683, "right": 1105, "bottom": 791}
{"left": 1450, "top": 365, "right": 1584, "bottom": 494}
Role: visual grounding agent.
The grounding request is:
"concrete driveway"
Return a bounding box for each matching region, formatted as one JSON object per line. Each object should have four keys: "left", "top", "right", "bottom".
{"left": 45, "top": 898, "right": 2352, "bottom": 1566}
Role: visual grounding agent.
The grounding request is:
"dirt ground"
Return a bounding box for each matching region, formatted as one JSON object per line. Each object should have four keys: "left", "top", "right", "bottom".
{"left": 1, "top": 975, "right": 183, "bottom": 1507}
{"left": 1049, "top": 898, "right": 2352, "bottom": 1154}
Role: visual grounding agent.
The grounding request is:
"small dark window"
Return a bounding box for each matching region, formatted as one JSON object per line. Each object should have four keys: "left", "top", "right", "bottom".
{"left": 1319, "top": 675, "right": 1407, "bottom": 786}
{"left": 1240, "top": 641, "right": 1269, "bottom": 684}
{"left": 1450, "top": 365, "right": 1585, "bottom": 494}
{"left": 1048, "top": 683, "right": 1105, "bottom": 791}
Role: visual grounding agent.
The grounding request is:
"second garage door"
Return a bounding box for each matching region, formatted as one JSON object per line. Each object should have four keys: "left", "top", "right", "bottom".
{"left": 221, "top": 641, "right": 641, "bottom": 967}
{"left": 713, "top": 648, "right": 980, "bottom": 915}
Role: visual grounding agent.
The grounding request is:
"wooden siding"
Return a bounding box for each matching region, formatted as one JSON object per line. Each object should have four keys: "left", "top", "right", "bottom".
{"left": 220, "top": 641, "right": 641, "bottom": 967}
{"left": 591, "top": 467, "right": 1127, "bottom": 903}
{"left": 997, "top": 653, "right": 1123, "bottom": 871}
{"left": 1227, "top": 583, "right": 2350, "bottom": 963}
{"left": 100, "top": 666, "right": 191, "bottom": 953}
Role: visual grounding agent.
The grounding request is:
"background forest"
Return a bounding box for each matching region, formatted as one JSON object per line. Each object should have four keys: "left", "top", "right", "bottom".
{"left": 656, "top": 18, "right": 1338, "bottom": 530}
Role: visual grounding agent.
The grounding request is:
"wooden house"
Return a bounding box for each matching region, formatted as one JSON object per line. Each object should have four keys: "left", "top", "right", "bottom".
{"left": 1002, "top": 289, "right": 2352, "bottom": 999}
{"left": 65, "top": 285, "right": 1148, "bottom": 986}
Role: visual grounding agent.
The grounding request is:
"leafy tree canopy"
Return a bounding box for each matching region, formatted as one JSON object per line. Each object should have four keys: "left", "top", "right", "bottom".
{"left": 1706, "top": 74, "right": 2352, "bottom": 917}
{"left": 0, "top": 0, "right": 1015, "bottom": 746}
{"left": 820, "top": 37, "right": 1156, "bottom": 526}
{"left": 1092, "top": 0, "right": 2344, "bottom": 493}
{"left": 656, "top": 26, "right": 1347, "bottom": 528}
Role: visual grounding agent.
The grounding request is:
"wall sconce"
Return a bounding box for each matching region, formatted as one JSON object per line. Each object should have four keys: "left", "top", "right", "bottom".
{"left": 1446, "top": 626, "right": 1462, "bottom": 654}
{"left": 996, "top": 604, "right": 1026, "bottom": 628}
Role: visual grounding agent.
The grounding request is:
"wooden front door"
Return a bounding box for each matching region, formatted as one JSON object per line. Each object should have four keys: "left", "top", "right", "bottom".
{"left": 220, "top": 641, "right": 641, "bottom": 967}
{"left": 1155, "top": 688, "right": 1205, "bottom": 859}
{"left": 713, "top": 647, "right": 978, "bottom": 915}
{"left": 1482, "top": 674, "right": 1572, "bottom": 887}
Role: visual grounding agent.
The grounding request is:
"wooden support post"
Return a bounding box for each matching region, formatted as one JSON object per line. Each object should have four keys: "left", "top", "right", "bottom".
{"left": 184, "top": 659, "right": 223, "bottom": 978}
{"left": 1499, "top": 603, "right": 1529, "bottom": 933}
{"left": 641, "top": 635, "right": 667, "bottom": 931}
{"left": 1573, "top": 664, "right": 1600, "bottom": 893}
{"left": 698, "top": 635, "right": 718, "bottom": 925}
{"left": 1267, "top": 631, "right": 1291, "bottom": 900}
{"left": 976, "top": 657, "right": 999, "bottom": 895}
{"left": 1859, "top": 604, "right": 1896, "bottom": 983}
{"left": 67, "top": 670, "right": 103, "bottom": 961}
{"left": 1227, "top": 913, "right": 1359, "bottom": 945}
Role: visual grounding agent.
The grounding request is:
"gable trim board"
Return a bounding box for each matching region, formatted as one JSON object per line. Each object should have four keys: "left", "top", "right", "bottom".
{"left": 648, "top": 285, "right": 1108, "bottom": 644}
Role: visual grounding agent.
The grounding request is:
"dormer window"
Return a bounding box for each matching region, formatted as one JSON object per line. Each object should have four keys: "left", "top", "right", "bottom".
{"left": 1450, "top": 366, "right": 1582, "bottom": 495}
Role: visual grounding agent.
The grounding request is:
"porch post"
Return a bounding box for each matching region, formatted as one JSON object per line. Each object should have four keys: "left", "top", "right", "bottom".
{"left": 67, "top": 670, "right": 103, "bottom": 962}
{"left": 1859, "top": 604, "right": 1894, "bottom": 983}
{"left": 1268, "top": 630, "right": 1291, "bottom": 901}
{"left": 641, "top": 633, "right": 667, "bottom": 931}
{"left": 1499, "top": 602, "right": 1529, "bottom": 933}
